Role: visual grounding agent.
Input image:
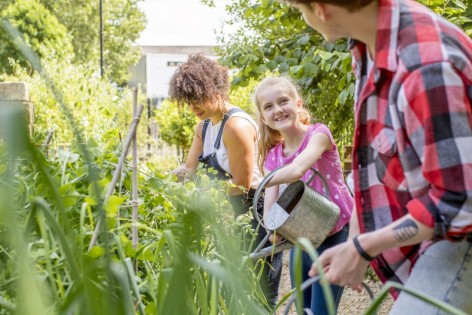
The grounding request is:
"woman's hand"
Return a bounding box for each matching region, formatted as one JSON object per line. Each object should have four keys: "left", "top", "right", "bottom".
{"left": 308, "top": 239, "right": 370, "bottom": 289}
{"left": 170, "top": 165, "right": 191, "bottom": 182}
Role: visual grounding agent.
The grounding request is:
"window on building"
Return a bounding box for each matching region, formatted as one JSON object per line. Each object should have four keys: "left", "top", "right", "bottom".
{"left": 167, "top": 61, "right": 184, "bottom": 67}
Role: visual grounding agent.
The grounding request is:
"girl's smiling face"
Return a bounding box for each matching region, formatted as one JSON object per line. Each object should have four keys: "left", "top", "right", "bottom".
{"left": 257, "top": 83, "right": 303, "bottom": 131}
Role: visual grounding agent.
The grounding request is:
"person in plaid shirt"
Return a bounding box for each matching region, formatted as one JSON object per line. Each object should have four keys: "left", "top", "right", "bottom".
{"left": 279, "top": 0, "right": 472, "bottom": 313}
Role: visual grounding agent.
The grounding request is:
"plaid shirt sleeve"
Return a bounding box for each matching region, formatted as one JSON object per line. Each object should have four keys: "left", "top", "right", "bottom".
{"left": 396, "top": 61, "right": 472, "bottom": 240}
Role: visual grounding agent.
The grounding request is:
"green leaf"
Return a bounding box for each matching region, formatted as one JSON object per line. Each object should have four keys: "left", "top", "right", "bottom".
{"left": 274, "top": 55, "right": 286, "bottom": 64}
{"left": 287, "top": 58, "right": 298, "bottom": 65}
{"left": 451, "top": 0, "right": 466, "bottom": 10}
{"left": 266, "top": 60, "right": 277, "bottom": 70}
{"left": 303, "top": 62, "right": 318, "bottom": 76}
{"left": 238, "top": 54, "right": 249, "bottom": 64}
{"left": 84, "top": 196, "right": 98, "bottom": 206}
{"left": 290, "top": 65, "right": 303, "bottom": 74}
{"left": 296, "top": 34, "right": 311, "bottom": 45}
{"left": 338, "top": 90, "right": 349, "bottom": 105}
{"left": 59, "top": 183, "right": 80, "bottom": 207}
{"left": 87, "top": 246, "right": 105, "bottom": 258}
{"left": 278, "top": 62, "right": 289, "bottom": 72}
{"left": 255, "top": 64, "right": 267, "bottom": 74}
{"left": 232, "top": 76, "right": 241, "bottom": 85}
{"left": 104, "top": 195, "right": 125, "bottom": 218}
{"left": 341, "top": 55, "right": 352, "bottom": 73}
{"left": 317, "top": 50, "right": 335, "bottom": 60}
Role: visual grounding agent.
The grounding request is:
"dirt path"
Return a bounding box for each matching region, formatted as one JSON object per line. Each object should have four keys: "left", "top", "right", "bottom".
{"left": 277, "top": 253, "right": 393, "bottom": 315}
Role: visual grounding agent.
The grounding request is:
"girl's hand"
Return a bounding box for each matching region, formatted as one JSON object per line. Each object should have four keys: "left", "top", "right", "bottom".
{"left": 269, "top": 233, "right": 283, "bottom": 244}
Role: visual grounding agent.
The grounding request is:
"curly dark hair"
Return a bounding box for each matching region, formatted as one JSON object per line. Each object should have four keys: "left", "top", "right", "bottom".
{"left": 168, "top": 54, "right": 230, "bottom": 108}
{"left": 282, "top": 0, "right": 375, "bottom": 12}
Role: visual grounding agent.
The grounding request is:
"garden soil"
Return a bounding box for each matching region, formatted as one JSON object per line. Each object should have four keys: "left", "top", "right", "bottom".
{"left": 277, "top": 253, "right": 394, "bottom": 315}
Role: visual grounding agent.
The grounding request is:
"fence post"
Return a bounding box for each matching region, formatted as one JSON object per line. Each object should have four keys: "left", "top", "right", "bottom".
{"left": 0, "top": 82, "right": 34, "bottom": 137}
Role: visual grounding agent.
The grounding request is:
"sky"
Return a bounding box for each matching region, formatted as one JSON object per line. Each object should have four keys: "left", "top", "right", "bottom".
{"left": 137, "top": 0, "right": 232, "bottom": 46}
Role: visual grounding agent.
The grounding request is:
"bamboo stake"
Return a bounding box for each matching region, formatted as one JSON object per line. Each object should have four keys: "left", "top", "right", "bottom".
{"left": 88, "top": 104, "right": 144, "bottom": 251}
{"left": 42, "top": 129, "right": 54, "bottom": 158}
{"left": 131, "top": 88, "right": 139, "bottom": 250}
{"left": 43, "top": 129, "right": 54, "bottom": 147}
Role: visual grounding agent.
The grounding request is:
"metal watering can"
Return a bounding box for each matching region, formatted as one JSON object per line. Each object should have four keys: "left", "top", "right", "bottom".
{"left": 249, "top": 166, "right": 340, "bottom": 260}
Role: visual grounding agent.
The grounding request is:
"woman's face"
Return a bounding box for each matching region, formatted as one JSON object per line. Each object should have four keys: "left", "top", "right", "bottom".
{"left": 258, "top": 84, "right": 302, "bottom": 132}
{"left": 188, "top": 97, "right": 221, "bottom": 121}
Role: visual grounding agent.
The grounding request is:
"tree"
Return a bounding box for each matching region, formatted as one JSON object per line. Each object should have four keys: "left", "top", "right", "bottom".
{"left": 154, "top": 101, "right": 198, "bottom": 162}
{"left": 40, "top": 0, "right": 146, "bottom": 86}
{"left": 1, "top": 0, "right": 146, "bottom": 86}
{"left": 0, "top": 0, "right": 73, "bottom": 74}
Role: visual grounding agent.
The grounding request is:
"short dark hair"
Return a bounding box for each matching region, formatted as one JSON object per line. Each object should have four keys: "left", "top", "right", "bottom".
{"left": 168, "top": 54, "right": 229, "bottom": 107}
{"left": 283, "top": 0, "right": 375, "bottom": 12}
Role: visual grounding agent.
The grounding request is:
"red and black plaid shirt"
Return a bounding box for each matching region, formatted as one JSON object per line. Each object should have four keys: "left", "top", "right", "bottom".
{"left": 351, "top": 0, "right": 472, "bottom": 292}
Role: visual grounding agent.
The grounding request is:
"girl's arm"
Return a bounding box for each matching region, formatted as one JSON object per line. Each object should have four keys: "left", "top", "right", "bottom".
{"left": 170, "top": 120, "right": 204, "bottom": 180}
{"left": 262, "top": 175, "right": 279, "bottom": 221}
{"left": 223, "top": 117, "right": 257, "bottom": 196}
{"left": 263, "top": 169, "right": 283, "bottom": 243}
{"left": 266, "top": 132, "right": 333, "bottom": 187}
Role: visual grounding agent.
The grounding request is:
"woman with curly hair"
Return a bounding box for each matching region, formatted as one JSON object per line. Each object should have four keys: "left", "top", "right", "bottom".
{"left": 169, "top": 54, "right": 282, "bottom": 308}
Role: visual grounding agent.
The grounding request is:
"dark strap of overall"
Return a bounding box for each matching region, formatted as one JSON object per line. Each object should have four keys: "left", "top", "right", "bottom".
{"left": 201, "top": 107, "right": 244, "bottom": 150}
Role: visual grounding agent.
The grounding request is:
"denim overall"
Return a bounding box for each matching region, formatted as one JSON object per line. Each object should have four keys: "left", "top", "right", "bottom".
{"left": 198, "top": 107, "right": 243, "bottom": 180}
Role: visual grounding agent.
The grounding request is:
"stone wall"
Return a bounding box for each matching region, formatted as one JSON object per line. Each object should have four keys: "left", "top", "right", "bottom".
{"left": 0, "top": 82, "right": 34, "bottom": 137}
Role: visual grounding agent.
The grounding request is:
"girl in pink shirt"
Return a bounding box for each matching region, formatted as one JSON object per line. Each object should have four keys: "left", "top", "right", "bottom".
{"left": 254, "top": 76, "right": 353, "bottom": 314}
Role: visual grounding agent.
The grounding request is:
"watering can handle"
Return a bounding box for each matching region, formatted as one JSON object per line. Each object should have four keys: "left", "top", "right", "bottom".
{"left": 252, "top": 166, "right": 331, "bottom": 229}
{"left": 252, "top": 165, "right": 287, "bottom": 229}
{"left": 306, "top": 168, "right": 331, "bottom": 201}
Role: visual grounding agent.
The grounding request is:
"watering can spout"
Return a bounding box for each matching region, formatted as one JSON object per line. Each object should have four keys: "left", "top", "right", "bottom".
{"left": 249, "top": 240, "right": 294, "bottom": 261}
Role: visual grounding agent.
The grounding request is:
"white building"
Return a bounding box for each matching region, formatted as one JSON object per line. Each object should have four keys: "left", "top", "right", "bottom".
{"left": 129, "top": 45, "right": 217, "bottom": 106}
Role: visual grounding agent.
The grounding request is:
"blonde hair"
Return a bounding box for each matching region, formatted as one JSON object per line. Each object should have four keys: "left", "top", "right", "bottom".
{"left": 253, "top": 76, "right": 311, "bottom": 173}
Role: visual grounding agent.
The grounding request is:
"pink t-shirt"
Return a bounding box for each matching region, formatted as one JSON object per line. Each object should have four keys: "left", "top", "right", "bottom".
{"left": 264, "top": 123, "right": 353, "bottom": 234}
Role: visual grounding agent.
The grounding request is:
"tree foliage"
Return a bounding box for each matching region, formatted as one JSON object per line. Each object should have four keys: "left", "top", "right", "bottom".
{"left": 418, "top": 0, "right": 472, "bottom": 35}
{"left": 154, "top": 101, "right": 198, "bottom": 161}
{"left": 0, "top": 0, "right": 73, "bottom": 74}
{"left": 1, "top": 0, "right": 146, "bottom": 86}
{"left": 40, "top": 0, "right": 146, "bottom": 86}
